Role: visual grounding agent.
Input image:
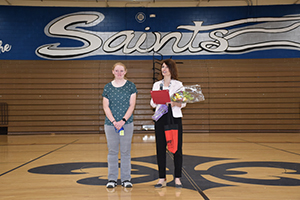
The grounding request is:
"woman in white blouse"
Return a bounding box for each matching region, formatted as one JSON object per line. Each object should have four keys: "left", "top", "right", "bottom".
{"left": 150, "top": 59, "right": 186, "bottom": 188}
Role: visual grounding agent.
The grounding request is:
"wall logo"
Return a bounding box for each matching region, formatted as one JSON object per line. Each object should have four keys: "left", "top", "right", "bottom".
{"left": 0, "top": 40, "right": 12, "bottom": 54}
{"left": 35, "top": 11, "right": 300, "bottom": 60}
{"left": 135, "top": 12, "right": 146, "bottom": 23}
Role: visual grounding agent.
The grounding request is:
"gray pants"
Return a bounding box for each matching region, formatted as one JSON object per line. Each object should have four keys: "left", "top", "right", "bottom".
{"left": 104, "top": 123, "right": 133, "bottom": 182}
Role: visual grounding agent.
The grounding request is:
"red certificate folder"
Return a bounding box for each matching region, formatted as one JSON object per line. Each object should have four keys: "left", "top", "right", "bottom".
{"left": 151, "top": 90, "right": 171, "bottom": 104}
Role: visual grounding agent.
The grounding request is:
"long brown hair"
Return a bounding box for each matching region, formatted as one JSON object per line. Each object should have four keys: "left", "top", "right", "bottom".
{"left": 161, "top": 59, "right": 178, "bottom": 80}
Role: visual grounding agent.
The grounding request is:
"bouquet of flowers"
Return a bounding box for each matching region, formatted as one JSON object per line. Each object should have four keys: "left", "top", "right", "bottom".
{"left": 152, "top": 85, "right": 204, "bottom": 121}
{"left": 171, "top": 84, "right": 205, "bottom": 103}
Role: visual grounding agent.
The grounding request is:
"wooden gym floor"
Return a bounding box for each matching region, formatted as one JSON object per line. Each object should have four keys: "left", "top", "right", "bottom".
{"left": 1, "top": 132, "right": 300, "bottom": 200}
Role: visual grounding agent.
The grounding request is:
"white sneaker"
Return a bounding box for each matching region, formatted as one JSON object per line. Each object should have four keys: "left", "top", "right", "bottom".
{"left": 106, "top": 180, "right": 117, "bottom": 188}
{"left": 122, "top": 180, "right": 133, "bottom": 188}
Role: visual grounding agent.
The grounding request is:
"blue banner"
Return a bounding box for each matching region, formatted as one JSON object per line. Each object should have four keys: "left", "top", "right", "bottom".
{"left": 1, "top": 5, "right": 300, "bottom": 60}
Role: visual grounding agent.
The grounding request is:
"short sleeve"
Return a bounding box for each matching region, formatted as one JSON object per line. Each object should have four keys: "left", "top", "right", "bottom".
{"left": 131, "top": 82, "right": 138, "bottom": 95}
{"left": 102, "top": 84, "right": 109, "bottom": 98}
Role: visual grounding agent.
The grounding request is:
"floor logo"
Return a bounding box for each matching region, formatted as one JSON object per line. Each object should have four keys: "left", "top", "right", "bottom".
{"left": 28, "top": 154, "right": 300, "bottom": 191}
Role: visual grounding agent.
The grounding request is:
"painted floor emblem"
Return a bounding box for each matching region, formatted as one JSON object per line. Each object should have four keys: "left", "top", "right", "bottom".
{"left": 28, "top": 155, "right": 300, "bottom": 191}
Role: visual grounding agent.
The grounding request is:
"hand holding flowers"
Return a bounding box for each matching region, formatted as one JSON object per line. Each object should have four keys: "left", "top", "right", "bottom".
{"left": 152, "top": 84, "right": 205, "bottom": 121}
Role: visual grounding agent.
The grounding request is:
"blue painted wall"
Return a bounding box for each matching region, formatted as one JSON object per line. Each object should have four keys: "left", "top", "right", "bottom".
{"left": 1, "top": 5, "right": 300, "bottom": 60}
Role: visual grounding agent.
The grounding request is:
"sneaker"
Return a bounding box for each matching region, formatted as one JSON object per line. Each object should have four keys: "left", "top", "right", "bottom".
{"left": 106, "top": 180, "right": 117, "bottom": 188}
{"left": 121, "top": 180, "right": 133, "bottom": 188}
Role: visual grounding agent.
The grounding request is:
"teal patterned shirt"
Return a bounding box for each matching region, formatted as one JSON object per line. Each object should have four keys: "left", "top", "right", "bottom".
{"left": 102, "top": 80, "right": 137, "bottom": 126}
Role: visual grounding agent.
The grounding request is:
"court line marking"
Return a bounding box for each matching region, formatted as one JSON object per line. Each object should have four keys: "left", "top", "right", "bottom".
{"left": 0, "top": 139, "right": 79, "bottom": 177}
{"left": 237, "top": 138, "right": 300, "bottom": 157}
{"left": 167, "top": 151, "right": 210, "bottom": 200}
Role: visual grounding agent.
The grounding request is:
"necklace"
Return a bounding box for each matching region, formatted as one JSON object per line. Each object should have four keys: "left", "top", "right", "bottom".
{"left": 160, "top": 79, "right": 171, "bottom": 90}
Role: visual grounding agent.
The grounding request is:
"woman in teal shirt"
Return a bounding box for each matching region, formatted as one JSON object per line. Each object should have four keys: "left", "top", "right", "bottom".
{"left": 102, "top": 62, "right": 137, "bottom": 188}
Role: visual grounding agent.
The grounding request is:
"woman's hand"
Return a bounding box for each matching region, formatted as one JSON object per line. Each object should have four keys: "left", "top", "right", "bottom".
{"left": 167, "top": 101, "right": 181, "bottom": 107}
{"left": 113, "top": 120, "right": 126, "bottom": 130}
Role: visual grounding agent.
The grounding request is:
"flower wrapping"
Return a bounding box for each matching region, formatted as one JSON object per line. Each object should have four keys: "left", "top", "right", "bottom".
{"left": 152, "top": 104, "right": 168, "bottom": 121}
{"left": 171, "top": 84, "right": 205, "bottom": 103}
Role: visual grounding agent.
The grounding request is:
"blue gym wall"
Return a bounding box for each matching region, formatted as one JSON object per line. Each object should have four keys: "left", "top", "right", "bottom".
{"left": 1, "top": 4, "right": 300, "bottom": 60}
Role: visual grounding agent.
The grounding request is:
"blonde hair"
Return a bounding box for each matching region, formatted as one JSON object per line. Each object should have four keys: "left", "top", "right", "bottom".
{"left": 112, "top": 62, "right": 127, "bottom": 71}
{"left": 112, "top": 62, "right": 127, "bottom": 79}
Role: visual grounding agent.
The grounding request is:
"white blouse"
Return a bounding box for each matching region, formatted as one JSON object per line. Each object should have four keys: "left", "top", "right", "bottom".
{"left": 150, "top": 79, "right": 186, "bottom": 118}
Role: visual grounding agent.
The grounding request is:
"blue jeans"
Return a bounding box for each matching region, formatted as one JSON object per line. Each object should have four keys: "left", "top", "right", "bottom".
{"left": 104, "top": 123, "right": 133, "bottom": 182}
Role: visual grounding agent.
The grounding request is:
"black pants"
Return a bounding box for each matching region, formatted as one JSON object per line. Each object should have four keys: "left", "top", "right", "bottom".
{"left": 154, "top": 113, "right": 183, "bottom": 179}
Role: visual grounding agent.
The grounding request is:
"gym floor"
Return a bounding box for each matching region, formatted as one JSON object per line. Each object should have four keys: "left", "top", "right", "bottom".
{"left": 1, "top": 133, "right": 300, "bottom": 200}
